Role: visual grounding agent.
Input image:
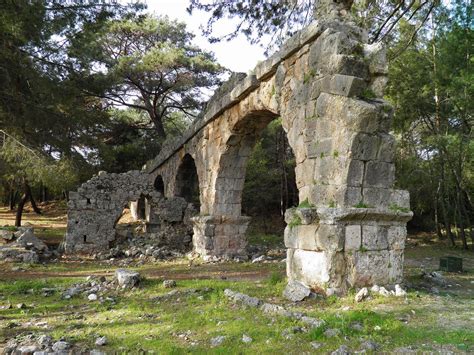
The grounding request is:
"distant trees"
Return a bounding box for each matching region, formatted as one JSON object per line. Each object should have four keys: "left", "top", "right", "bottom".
{"left": 0, "top": 2, "right": 223, "bottom": 224}
{"left": 387, "top": 0, "right": 473, "bottom": 248}
{"left": 75, "top": 15, "right": 224, "bottom": 141}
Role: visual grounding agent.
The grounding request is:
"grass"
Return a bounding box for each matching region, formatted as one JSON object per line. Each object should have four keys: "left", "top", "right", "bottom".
{"left": 1, "top": 207, "right": 474, "bottom": 353}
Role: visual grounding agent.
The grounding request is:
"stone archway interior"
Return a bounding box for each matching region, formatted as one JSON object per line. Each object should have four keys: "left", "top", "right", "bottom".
{"left": 176, "top": 154, "right": 200, "bottom": 208}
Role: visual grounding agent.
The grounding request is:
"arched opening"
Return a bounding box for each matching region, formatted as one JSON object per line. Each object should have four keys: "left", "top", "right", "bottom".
{"left": 154, "top": 175, "right": 165, "bottom": 195}
{"left": 214, "top": 111, "right": 298, "bottom": 248}
{"left": 175, "top": 154, "right": 200, "bottom": 208}
{"left": 242, "top": 119, "right": 298, "bottom": 236}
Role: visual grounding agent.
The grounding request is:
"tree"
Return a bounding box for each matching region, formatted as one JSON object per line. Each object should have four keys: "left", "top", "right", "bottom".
{"left": 76, "top": 15, "right": 224, "bottom": 141}
{"left": 387, "top": 0, "right": 473, "bottom": 249}
{"left": 187, "top": 0, "right": 438, "bottom": 54}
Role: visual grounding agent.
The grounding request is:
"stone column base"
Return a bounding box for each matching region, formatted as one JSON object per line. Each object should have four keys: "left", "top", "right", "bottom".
{"left": 284, "top": 207, "right": 412, "bottom": 295}
{"left": 191, "top": 215, "right": 251, "bottom": 260}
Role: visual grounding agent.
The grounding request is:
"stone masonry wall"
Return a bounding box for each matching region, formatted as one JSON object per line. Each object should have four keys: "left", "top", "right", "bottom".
{"left": 64, "top": 171, "right": 161, "bottom": 253}
{"left": 145, "top": 17, "right": 412, "bottom": 292}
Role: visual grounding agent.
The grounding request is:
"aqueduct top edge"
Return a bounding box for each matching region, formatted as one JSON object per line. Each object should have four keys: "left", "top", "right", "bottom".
{"left": 145, "top": 19, "right": 364, "bottom": 174}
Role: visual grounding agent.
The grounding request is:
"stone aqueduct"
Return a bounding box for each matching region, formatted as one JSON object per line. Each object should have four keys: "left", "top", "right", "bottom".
{"left": 65, "top": 17, "right": 412, "bottom": 294}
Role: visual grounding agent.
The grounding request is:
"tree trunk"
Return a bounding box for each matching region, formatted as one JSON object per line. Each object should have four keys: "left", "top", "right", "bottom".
{"left": 26, "top": 182, "right": 42, "bottom": 215}
{"left": 15, "top": 190, "right": 28, "bottom": 227}
{"left": 9, "top": 189, "right": 17, "bottom": 211}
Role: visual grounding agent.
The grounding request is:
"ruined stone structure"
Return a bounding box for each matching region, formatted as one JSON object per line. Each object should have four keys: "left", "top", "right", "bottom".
{"left": 64, "top": 171, "right": 194, "bottom": 253}
{"left": 65, "top": 9, "right": 412, "bottom": 293}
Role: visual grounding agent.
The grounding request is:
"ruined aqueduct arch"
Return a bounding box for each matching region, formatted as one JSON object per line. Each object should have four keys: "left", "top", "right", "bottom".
{"left": 65, "top": 14, "right": 412, "bottom": 294}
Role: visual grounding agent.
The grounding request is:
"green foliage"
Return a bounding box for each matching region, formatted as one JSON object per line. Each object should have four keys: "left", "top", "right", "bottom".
{"left": 328, "top": 200, "right": 337, "bottom": 208}
{"left": 389, "top": 204, "right": 410, "bottom": 213}
{"left": 288, "top": 214, "right": 302, "bottom": 228}
{"left": 353, "top": 201, "right": 371, "bottom": 208}
{"left": 298, "top": 198, "right": 315, "bottom": 209}
{"left": 386, "top": 0, "right": 473, "bottom": 239}
{"left": 242, "top": 119, "right": 298, "bottom": 217}
{"left": 360, "top": 88, "right": 377, "bottom": 100}
{"left": 78, "top": 14, "right": 224, "bottom": 139}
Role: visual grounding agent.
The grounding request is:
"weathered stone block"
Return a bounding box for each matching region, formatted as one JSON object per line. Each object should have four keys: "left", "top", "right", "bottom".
{"left": 387, "top": 225, "right": 406, "bottom": 250}
{"left": 344, "top": 225, "right": 361, "bottom": 251}
{"left": 325, "top": 74, "right": 367, "bottom": 97}
{"left": 364, "top": 161, "right": 395, "bottom": 188}
{"left": 284, "top": 223, "right": 343, "bottom": 252}
{"left": 351, "top": 133, "right": 379, "bottom": 161}
{"left": 346, "top": 250, "right": 390, "bottom": 287}
{"left": 361, "top": 225, "right": 388, "bottom": 251}
{"left": 388, "top": 250, "right": 404, "bottom": 284}
{"left": 362, "top": 187, "right": 392, "bottom": 208}
{"left": 390, "top": 189, "right": 411, "bottom": 209}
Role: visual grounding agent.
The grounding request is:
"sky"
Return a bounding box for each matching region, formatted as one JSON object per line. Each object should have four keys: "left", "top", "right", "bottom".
{"left": 142, "top": 0, "right": 266, "bottom": 73}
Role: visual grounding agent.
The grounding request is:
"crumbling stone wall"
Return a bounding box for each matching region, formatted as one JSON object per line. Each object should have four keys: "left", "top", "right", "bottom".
{"left": 64, "top": 170, "right": 161, "bottom": 253}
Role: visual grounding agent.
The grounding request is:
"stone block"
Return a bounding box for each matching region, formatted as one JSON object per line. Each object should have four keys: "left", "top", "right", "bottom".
{"left": 351, "top": 133, "right": 379, "bottom": 161}
{"left": 377, "top": 133, "right": 395, "bottom": 162}
{"left": 387, "top": 225, "right": 406, "bottom": 250}
{"left": 346, "top": 250, "right": 390, "bottom": 287}
{"left": 363, "top": 42, "right": 388, "bottom": 75}
{"left": 307, "top": 138, "right": 333, "bottom": 159}
{"left": 285, "top": 223, "right": 343, "bottom": 252}
{"left": 344, "top": 225, "right": 361, "bottom": 251}
{"left": 364, "top": 161, "right": 395, "bottom": 188}
{"left": 362, "top": 187, "right": 392, "bottom": 208}
{"left": 390, "top": 189, "right": 411, "bottom": 209}
{"left": 361, "top": 225, "right": 388, "bottom": 251}
{"left": 287, "top": 248, "right": 331, "bottom": 287}
{"left": 346, "top": 160, "right": 364, "bottom": 187}
{"left": 388, "top": 250, "right": 404, "bottom": 284}
{"left": 325, "top": 74, "right": 367, "bottom": 97}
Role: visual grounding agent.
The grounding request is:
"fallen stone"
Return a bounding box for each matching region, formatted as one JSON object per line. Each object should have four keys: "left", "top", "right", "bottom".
{"left": 52, "top": 341, "right": 71, "bottom": 352}
{"left": 37, "top": 334, "right": 52, "bottom": 346}
{"left": 311, "top": 341, "right": 323, "bottom": 349}
{"left": 163, "top": 280, "right": 177, "bottom": 288}
{"left": 354, "top": 287, "right": 369, "bottom": 302}
{"left": 324, "top": 328, "right": 341, "bottom": 338}
{"left": 224, "top": 289, "right": 262, "bottom": 307}
{"left": 378, "top": 286, "right": 391, "bottom": 297}
{"left": 360, "top": 340, "right": 380, "bottom": 351}
{"left": 88, "top": 294, "right": 98, "bottom": 301}
{"left": 15, "top": 229, "right": 47, "bottom": 251}
{"left": 95, "top": 336, "right": 108, "bottom": 346}
{"left": 300, "top": 316, "right": 325, "bottom": 329}
{"left": 115, "top": 269, "right": 140, "bottom": 288}
{"left": 242, "top": 334, "right": 253, "bottom": 343}
{"left": 331, "top": 344, "right": 352, "bottom": 355}
{"left": 395, "top": 284, "right": 407, "bottom": 297}
{"left": 251, "top": 255, "right": 265, "bottom": 263}
{"left": 210, "top": 335, "right": 226, "bottom": 347}
{"left": 283, "top": 280, "right": 311, "bottom": 302}
{"left": 16, "top": 303, "right": 26, "bottom": 309}
{"left": 0, "top": 229, "right": 15, "bottom": 241}
{"left": 370, "top": 284, "right": 380, "bottom": 293}
{"left": 17, "top": 345, "right": 38, "bottom": 354}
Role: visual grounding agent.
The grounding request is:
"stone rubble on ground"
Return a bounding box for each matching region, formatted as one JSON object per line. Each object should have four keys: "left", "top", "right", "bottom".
{"left": 95, "top": 336, "right": 108, "bottom": 346}
{"left": 0, "top": 227, "right": 54, "bottom": 264}
{"left": 115, "top": 269, "right": 141, "bottom": 288}
{"left": 354, "top": 287, "right": 369, "bottom": 302}
{"left": 283, "top": 280, "right": 312, "bottom": 302}
{"left": 224, "top": 289, "right": 325, "bottom": 330}
{"left": 163, "top": 279, "right": 177, "bottom": 288}
{"left": 242, "top": 334, "right": 253, "bottom": 343}
{"left": 210, "top": 335, "right": 226, "bottom": 347}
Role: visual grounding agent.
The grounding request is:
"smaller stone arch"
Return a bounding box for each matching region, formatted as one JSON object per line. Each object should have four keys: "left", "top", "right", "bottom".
{"left": 175, "top": 154, "right": 200, "bottom": 208}
{"left": 154, "top": 175, "right": 165, "bottom": 195}
{"left": 64, "top": 170, "right": 160, "bottom": 254}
